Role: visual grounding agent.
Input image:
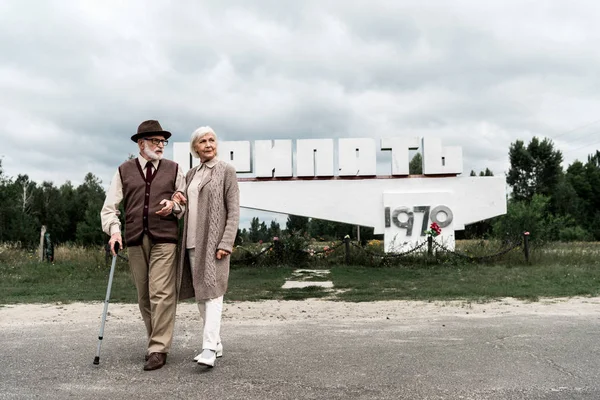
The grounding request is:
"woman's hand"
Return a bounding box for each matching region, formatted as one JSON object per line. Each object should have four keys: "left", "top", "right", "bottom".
{"left": 172, "top": 191, "right": 187, "bottom": 205}
{"left": 216, "top": 249, "right": 230, "bottom": 260}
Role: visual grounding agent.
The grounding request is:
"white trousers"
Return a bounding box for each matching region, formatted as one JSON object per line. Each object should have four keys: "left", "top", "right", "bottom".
{"left": 188, "top": 249, "right": 223, "bottom": 351}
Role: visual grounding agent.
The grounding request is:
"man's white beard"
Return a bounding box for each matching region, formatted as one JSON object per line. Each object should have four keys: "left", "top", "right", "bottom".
{"left": 143, "top": 147, "right": 163, "bottom": 161}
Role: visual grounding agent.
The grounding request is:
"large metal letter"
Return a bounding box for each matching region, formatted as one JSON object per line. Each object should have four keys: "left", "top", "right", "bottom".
{"left": 381, "top": 137, "right": 420, "bottom": 175}
{"left": 296, "top": 139, "right": 334, "bottom": 177}
{"left": 220, "top": 141, "right": 251, "bottom": 172}
{"left": 173, "top": 141, "right": 199, "bottom": 173}
{"left": 254, "top": 140, "right": 293, "bottom": 178}
{"left": 422, "top": 138, "right": 463, "bottom": 175}
{"left": 338, "top": 138, "right": 376, "bottom": 176}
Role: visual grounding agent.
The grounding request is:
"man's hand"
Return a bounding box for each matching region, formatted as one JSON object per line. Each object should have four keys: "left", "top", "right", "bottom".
{"left": 172, "top": 192, "right": 187, "bottom": 205}
{"left": 109, "top": 232, "right": 122, "bottom": 256}
{"left": 216, "top": 249, "right": 230, "bottom": 260}
{"left": 156, "top": 199, "right": 174, "bottom": 216}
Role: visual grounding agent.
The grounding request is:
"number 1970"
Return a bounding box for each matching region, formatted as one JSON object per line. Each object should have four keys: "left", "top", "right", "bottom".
{"left": 384, "top": 205, "right": 453, "bottom": 237}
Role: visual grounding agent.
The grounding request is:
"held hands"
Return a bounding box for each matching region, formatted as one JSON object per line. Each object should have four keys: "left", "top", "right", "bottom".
{"left": 172, "top": 192, "right": 187, "bottom": 205}
{"left": 109, "top": 232, "right": 122, "bottom": 256}
{"left": 216, "top": 249, "right": 230, "bottom": 260}
{"left": 156, "top": 199, "right": 174, "bottom": 216}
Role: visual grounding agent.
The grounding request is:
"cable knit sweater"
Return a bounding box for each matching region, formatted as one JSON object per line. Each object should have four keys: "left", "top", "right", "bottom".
{"left": 177, "top": 160, "right": 240, "bottom": 301}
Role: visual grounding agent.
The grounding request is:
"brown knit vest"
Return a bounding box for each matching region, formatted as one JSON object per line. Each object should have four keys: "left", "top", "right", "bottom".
{"left": 119, "top": 158, "right": 179, "bottom": 246}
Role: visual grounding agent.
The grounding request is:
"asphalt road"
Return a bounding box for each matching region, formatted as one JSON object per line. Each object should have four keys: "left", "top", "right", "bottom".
{"left": 1, "top": 305, "right": 600, "bottom": 399}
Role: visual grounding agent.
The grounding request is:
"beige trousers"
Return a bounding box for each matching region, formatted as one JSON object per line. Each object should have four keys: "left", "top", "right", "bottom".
{"left": 128, "top": 234, "right": 177, "bottom": 354}
{"left": 188, "top": 249, "right": 223, "bottom": 351}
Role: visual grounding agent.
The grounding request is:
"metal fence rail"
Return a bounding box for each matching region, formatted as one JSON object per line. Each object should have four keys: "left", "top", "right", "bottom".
{"left": 228, "top": 235, "right": 526, "bottom": 266}
{"left": 106, "top": 235, "right": 527, "bottom": 267}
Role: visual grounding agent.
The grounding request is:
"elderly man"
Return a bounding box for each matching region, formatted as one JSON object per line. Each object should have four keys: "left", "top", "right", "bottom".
{"left": 101, "top": 120, "right": 185, "bottom": 371}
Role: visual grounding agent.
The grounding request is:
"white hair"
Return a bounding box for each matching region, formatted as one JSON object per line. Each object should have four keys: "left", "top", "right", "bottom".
{"left": 190, "top": 126, "right": 218, "bottom": 158}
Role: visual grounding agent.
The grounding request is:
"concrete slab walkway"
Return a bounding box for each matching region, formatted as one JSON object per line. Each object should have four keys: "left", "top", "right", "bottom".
{"left": 281, "top": 268, "right": 334, "bottom": 289}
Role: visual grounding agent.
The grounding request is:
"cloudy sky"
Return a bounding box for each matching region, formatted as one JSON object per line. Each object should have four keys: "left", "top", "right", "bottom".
{"left": 2, "top": 1, "right": 600, "bottom": 227}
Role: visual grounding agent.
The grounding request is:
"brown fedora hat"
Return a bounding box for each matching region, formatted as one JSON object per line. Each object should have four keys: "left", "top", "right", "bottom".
{"left": 131, "top": 120, "right": 172, "bottom": 142}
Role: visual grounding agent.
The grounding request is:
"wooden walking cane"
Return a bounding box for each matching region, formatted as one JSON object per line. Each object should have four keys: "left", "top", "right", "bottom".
{"left": 93, "top": 242, "right": 120, "bottom": 365}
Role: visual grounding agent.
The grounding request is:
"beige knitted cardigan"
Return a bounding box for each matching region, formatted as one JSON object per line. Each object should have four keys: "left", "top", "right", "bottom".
{"left": 177, "top": 160, "right": 240, "bottom": 301}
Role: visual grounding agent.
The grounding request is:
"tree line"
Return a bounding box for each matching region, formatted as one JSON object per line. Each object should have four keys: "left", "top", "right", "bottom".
{"left": 0, "top": 159, "right": 370, "bottom": 247}
{"left": 1, "top": 136, "right": 598, "bottom": 248}
{"left": 492, "top": 137, "right": 600, "bottom": 242}
{"left": 236, "top": 215, "right": 374, "bottom": 245}
{"left": 0, "top": 163, "right": 106, "bottom": 246}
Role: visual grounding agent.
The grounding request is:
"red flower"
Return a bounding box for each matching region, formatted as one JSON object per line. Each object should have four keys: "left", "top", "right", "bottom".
{"left": 427, "top": 222, "right": 442, "bottom": 237}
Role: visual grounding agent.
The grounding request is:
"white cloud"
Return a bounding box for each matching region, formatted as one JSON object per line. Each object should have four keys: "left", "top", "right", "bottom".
{"left": 1, "top": 0, "right": 600, "bottom": 204}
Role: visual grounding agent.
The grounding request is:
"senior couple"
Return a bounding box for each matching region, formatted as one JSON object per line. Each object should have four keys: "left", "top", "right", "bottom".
{"left": 100, "top": 120, "right": 240, "bottom": 371}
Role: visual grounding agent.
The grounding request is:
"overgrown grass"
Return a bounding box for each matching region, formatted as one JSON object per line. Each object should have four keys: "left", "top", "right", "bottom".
{"left": 330, "top": 262, "right": 600, "bottom": 302}
{"left": 2, "top": 242, "right": 600, "bottom": 304}
{"left": 0, "top": 245, "right": 329, "bottom": 303}
{"left": 227, "top": 266, "right": 294, "bottom": 301}
{"left": 0, "top": 245, "right": 137, "bottom": 303}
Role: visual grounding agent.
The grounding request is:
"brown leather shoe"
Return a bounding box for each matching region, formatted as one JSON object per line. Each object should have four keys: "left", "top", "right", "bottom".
{"left": 143, "top": 352, "right": 167, "bottom": 371}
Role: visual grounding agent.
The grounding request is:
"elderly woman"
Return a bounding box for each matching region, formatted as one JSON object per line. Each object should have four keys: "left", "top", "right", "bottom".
{"left": 175, "top": 126, "right": 240, "bottom": 367}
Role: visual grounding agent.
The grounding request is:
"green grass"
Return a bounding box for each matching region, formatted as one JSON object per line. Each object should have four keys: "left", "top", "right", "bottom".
{"left": 0, "top": 258, "right": 138, "bottom": 303}
{"left": 329, "top": 262, "right": 600, "bottom": 302}
{"left": 228, "top": 266, "right": 331, "bottom": 301}
{"left": 2, "top": 242, "right": 600, "bottom": 304}
{"left": 227, "top": 266, "right": 293, "bottom": 301}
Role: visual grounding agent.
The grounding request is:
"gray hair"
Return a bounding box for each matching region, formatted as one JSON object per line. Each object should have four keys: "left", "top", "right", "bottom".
{"left": 190, "top": 126, "right": 218, "bottom": 158}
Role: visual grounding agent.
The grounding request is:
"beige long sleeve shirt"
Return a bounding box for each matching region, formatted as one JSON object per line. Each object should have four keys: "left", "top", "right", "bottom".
{"left": 101, "top": 154, "right": 186, "bottom": 236}
{"left": 185, "top": 157, "right": 219, "bottom": 249}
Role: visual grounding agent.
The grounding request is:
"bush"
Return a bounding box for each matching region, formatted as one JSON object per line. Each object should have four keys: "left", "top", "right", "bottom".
{"left": 492, "top": 195, "right": 567, "bottom": 242}
{"left": 558, "top": 226, "right": 593, "bottom": 242}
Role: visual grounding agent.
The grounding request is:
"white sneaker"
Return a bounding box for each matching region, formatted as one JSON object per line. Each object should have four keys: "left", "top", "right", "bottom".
{"left": 193, "top": 342, "right": 223, "bottom": 362}
{"left": 197, "top": 349, "right": 216, "bottom": 367}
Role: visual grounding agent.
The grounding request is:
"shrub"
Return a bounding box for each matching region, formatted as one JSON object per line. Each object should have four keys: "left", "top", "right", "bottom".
{"left": 492, "top": 195, "right": 567, "bottom": 242}
{"left": 558, "top": 226, "right": 593, "bottom": 242}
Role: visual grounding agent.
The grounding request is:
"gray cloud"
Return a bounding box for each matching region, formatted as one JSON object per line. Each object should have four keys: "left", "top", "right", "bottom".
{"left": 2, "top": 0, "right": 600, "bottom": 196}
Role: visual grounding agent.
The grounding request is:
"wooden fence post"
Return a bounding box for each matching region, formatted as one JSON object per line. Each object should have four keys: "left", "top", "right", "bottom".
{"left": 38, "top": 225, "right": 46, "bottom": 262}
{"left": 427, "top": 236, "right": 433, "bottom": 256}
{"left": 523, "top": 231, "right": 530, "bottom": 263}
{"left": 344, "top": 236, "right": 351, "bottom": 265}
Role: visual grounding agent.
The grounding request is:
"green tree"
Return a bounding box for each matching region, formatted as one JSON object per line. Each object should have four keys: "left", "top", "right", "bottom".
{"left": 75, "top": 173, "right": 105, "bottom": 245}
{"left": 0, "top": 160, "right": 12, "bottom": 242}
{"left": 33, "top": 181, "right": 69, "bottom": 244}
{"left": 308, "top": 218, "right": 355, "bottom": 240}
{"left": 409, "top": 153, "right": 422, "bottom": 174}
{"left": 308, "top": 218, "right": 330, "bottom": 239}
{"left": 258, "top": 221, "right": 269, "bottom": 242}
{"left": 286, "top": 214, "right": 310, "bottom": 236}
{"left": 584, "top": 152, "right": 600, "bottom": 239}
{"left": 492, "top": 194, "right": 568, "bottom": 242}
{"left": 564, "top": 152, "right": 600, "bottom": 239}
{"left": 59, "top": 181, "right": 78, "bottom": 243}
{"left": 248, "top": 217, "right": 261, "bottom": 242}
{"left": 235, "top": 228, "right": 250, "bottom": 245}
{"left": 551, "top": 175, "right": 582, "bottom": 220}
{"left": 470, "top": 169, "right": 494, "bottom": 177}
{"left": 8, "top": 175, "right": 39, "bottom": 244}
{"left": 507, "top": 137, "right": 563, "bottom": 202}
{"left": 268, "top": 220, "right": 281, "bottom": 239}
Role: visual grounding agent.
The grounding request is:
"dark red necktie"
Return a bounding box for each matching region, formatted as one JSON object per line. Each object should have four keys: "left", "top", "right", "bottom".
{"left": 145, "top": 162, "right": 153, "bottom": 181}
